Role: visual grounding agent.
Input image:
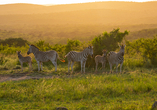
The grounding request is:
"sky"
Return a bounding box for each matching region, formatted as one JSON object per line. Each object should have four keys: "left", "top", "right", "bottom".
{"left": 0, "top": 0, "right": 156, "bottom": 5}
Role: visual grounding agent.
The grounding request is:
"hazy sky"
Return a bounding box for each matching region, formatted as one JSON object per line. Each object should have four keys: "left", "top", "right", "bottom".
{"left": 0, "top": 0, "right": 156, "bottom": 5}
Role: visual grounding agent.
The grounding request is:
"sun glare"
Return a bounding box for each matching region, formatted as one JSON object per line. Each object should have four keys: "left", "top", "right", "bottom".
{"left": 0, "top": 0, "right": 156, "bottom": 5}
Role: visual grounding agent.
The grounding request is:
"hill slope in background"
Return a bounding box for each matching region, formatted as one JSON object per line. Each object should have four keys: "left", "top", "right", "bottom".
{"left": 0, "top": 1, "right": 157, "bottom": 44}
{"left": 1, "top": 2, "right": 157, "bottom": 15}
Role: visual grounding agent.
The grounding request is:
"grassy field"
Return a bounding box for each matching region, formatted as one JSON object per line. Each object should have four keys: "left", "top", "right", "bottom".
{"left": 1, "top": 2, "right": 157, "bottom": 109}
{"left": 0, "top": 67, "right": 157, "bottom": 110}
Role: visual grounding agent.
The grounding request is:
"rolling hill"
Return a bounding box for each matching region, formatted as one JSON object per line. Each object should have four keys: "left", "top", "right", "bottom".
{"left": 0, "top": 1, "right": 157, "bottom": 44}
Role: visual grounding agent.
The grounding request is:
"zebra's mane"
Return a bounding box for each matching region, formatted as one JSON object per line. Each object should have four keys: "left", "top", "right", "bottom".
{"left": 30, "top": 44, "right": 39, "bottom": 50}
{"left": 83, "top": 46, "right": 90, "bottom": 51}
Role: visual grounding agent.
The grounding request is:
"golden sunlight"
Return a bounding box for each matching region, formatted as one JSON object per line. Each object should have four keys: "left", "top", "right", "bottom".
{"left": 0, "top": 0, "right": 156, "bottom": 5}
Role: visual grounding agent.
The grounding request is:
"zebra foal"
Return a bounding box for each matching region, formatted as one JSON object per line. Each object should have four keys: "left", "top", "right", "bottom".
{"left": 107, "top": 44, "right": 125, "bottom": 73}
{"left": 27, "top": 45, "right": 65, "bottom": 72}
{"left": 17, "top": 51, "right": 32, "bottom": 72}
{"left": 95, "top": 49, "right": 107, "bottom": 72}
{"left": 65, "top": 46, "right": 93, "bottom": 73}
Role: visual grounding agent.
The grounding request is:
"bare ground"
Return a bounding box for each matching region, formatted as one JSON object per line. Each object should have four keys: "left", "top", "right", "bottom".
{"left": 0, "top": 72, "right": 54, "bottom": 82}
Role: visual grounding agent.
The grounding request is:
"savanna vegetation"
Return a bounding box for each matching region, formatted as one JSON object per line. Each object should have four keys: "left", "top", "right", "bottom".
{"left": 1, "top": 2, "right": 157, "bottom": 109}
{"left": 0, "top": 28, "right": 157, "bottom": 109}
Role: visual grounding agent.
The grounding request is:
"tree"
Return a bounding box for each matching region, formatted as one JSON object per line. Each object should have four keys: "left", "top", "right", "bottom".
{"left": 86, "top": 28, "right": 129, "bottom": 68}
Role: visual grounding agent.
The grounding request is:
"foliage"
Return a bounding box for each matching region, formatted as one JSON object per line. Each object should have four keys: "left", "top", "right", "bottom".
{"left": 0, "top": 38, "right": 28, "bottom": 47}
{"left": 35, "top": 40, "right": 53, "bottom": 51}
{"left": 1, "top": 28, "right": 157, "bottom": 71}
{"left": 86, "top": 28, "right": 128, "bottom": 68}
{"left": 92, "top": 28, "right": 128, "bottom": 55}
{"left": 125, "top": 37, "right": 157, "bottom": 66}
{"left": 65, "top": 39, "right": 82, "bottom": 54}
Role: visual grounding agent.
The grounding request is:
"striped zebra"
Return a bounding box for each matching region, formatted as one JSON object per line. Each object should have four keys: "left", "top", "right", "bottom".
{"left": 95, "top": 49, "right": 107, "bottom": 72}
{"left": 107, "top": 44, "right": 125, "bottom": 73}
{"left": 17, "top": 51, "right": 32, "bottom": 72}
{"left": 27, "top": 45, "right": 65, "bottom": 72}
{"left": 65, "top": 46, "right": 93, "bottom": 73}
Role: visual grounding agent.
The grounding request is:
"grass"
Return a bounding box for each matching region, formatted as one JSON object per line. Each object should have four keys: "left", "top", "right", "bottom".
{"left": 0, "top": 53, "right": 157, "bottom": 109}
{"left": 0, "top": 68, "right": 157, "bottom": 110}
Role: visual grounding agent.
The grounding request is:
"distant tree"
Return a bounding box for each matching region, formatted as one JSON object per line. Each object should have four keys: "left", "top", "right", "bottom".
{"left": 86, "top": 28, "right": 129, "bottom": 68}
{"left": 0, "top": 38, "right": 28, "bottom": 47}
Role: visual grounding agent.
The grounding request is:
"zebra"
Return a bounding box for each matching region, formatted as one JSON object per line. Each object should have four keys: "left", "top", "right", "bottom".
{"left": 107, "top": 44, "right": 126, "bottom": 73}
{"left": 95, "top": 49, "right": 107, "bottom": 72}
{"left": 27, "top": 44, "right": 65, "bottom": 72}
{"left": 64, "top": 46, "right": 93, "bottom": 73}
{"left": 17, "top": 51, "right": 32, "bottom": 72}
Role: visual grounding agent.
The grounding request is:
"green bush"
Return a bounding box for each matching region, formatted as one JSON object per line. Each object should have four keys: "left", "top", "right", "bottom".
{"left": 86, "top": 28, "right": 129, "bottom": 68}
{"left": 126, "top": 37, "right": 157, "bottom": 66}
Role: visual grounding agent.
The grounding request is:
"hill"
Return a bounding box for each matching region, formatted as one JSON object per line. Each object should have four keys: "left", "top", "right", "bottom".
{"left": 0, "top": 1, "right": 157, "bottom": 43}
{"left": 1, "top": 2, "right": 157, "bottom": 15}
{"left": 126, "top": 28, "right": 157, "bottom": 41}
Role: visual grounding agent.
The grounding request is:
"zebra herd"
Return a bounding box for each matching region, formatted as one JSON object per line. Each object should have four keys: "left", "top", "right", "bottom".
{"left": 17, "top": 44, "right": 125, "bottom": 73}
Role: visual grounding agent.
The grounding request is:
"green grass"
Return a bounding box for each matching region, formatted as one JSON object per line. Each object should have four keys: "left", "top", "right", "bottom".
{"left": 0, "top": 69, "right": 157, "bottom": 110}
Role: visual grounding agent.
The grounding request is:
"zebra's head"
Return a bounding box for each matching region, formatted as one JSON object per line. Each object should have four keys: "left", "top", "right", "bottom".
{"left": 27, "top": 45, "right": 32, "bottom": 55}
{"left": 102, "top": 49, "right": 107, "bottom": 57}
{"left": 27, "top": 45, "right": 39, "bottom": 55}
{"left": 17, "top": 51, "right": 21, "bottom": 57}
{"left": 118, "top": 44, "right": 126, "bottom": 56}
{"left": 87, "top": 46, "right": 93, "bottom": 57}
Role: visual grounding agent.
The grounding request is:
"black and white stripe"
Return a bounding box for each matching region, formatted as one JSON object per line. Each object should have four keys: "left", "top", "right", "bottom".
{"left": 107, "top": 44, "right": 125, "bottom": 73}
{"left": 27, "top": 45, "right": 65, "bottom": 72}
{"left": 17, "top": 51, "right": 32, "bottom": 72}
{"left": 65, "top": 46, "right": 93, "bottom": 73}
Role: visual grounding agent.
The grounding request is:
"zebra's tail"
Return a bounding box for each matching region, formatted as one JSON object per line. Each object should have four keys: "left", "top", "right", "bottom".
{"left": 57, "top": 53, "right": 65, "bottom": 62}
{"left": 64, "top": 52, "right": 69, "bottom": 58}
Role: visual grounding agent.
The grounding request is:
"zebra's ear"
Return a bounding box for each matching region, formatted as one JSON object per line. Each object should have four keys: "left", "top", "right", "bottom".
{"left": 118, "top": 44, "right": 121, "bottom": 48}
{"left": 88, "top": 45, "right": 92, "bottom": 48}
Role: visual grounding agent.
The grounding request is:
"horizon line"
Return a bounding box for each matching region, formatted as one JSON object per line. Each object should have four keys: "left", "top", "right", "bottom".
{"left": 0, "top": 0, "right": 156, "bottom": 6}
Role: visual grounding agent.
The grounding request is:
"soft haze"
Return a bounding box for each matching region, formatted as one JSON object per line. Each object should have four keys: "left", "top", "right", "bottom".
{"left": 0, "top": 0, "right": 157, "bottom": 5}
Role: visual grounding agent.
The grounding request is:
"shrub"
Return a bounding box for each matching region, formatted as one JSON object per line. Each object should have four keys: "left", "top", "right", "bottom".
{"left": 125, "top": 37, "right": 157, "bottom": 66}
{"left": 86, "top": 28, "right": 129, "bottom": 68}
{"left": 0, "top": 38, "right": 28, "bottom": 47}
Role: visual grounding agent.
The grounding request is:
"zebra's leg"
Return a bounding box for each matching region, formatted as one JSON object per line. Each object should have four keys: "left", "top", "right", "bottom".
{"left": 81, "top": 61, "right": 83, "bottom": 73}
{"left": 102, "top": 62, "right": 104, "bottom": 70}
{"left": 21, "top": 62, "right": 23, "bottom": 72}
{"left": 95, "top": 62, "right": 98, "bottom": 72}
{"left": 52, "top": 61, "right": 57, "bottom": 72}
{"left": 29, "top": 62, "right": 31, "bottom": 71}
{"left": 68, "top": 61, "right": 71, "bottom": 72}
{"left": 40, "top": 62, "right": 43, "bottom": 71}
{"left": 71, "top": 61, "right": 74, "bottom": 72}
{"left": 109, "top": 62, "right": 112, "bottom": 73}
{"left": 83, "top": 61, "right": 86, "bottom": 73}
{"left": 30, "top": 62, "right": 33, "bottom": 71}
{"left": 116, "top": 63, "right": 118, "bottom": 73}
{"left": 120, "top": 62, "right": 123, "bottom": 73}
{"left": 37, "top": 61, "right": 40, "bottom": 71}
{"left": 102, "top": 62, "right": 105, "bottom": 71}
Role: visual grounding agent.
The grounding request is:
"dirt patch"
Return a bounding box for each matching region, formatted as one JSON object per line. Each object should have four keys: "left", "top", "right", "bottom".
{"left": 0, "top": 72, "right": 54, "bottom": 82}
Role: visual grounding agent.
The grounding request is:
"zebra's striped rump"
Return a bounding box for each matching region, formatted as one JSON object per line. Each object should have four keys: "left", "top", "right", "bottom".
{"left": 65, "top": 46, "right": 93, "bottom": 73}
{"left": 27, "top": 45, "right": 65, "bottom": 71}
